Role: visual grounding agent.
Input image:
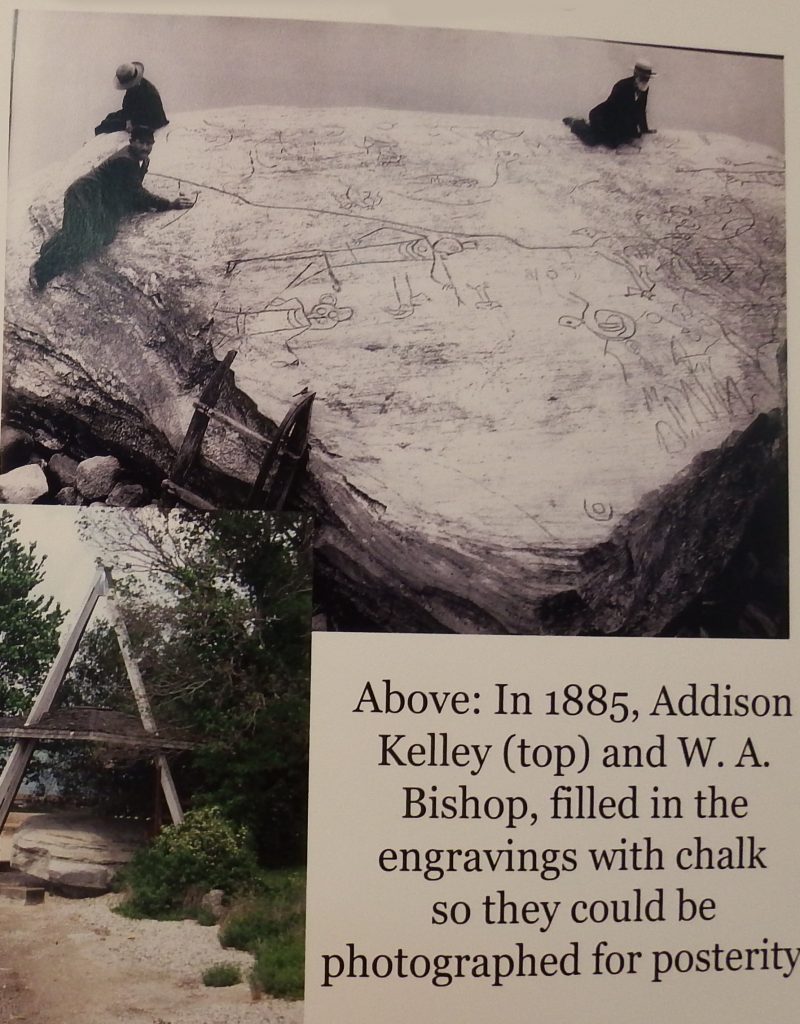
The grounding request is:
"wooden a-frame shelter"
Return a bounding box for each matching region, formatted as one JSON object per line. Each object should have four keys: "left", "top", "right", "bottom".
{"left": 0, "top": 565, "right": 188, "bottom": 836}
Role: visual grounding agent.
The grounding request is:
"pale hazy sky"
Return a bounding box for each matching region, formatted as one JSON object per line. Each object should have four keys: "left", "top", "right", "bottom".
{"left": 13, "top": 505, "right": 101, "bottom": 631}
{"left": 10, "top": 506, "right": 173, "bottom": 642}
{"left": 7, "top": 9, "right": 785, "bottom": 190}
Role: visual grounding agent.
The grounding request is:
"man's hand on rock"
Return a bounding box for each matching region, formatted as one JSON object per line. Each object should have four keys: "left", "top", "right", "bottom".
{"left": 172, "top": 196, "right": 194, "bottom": 209}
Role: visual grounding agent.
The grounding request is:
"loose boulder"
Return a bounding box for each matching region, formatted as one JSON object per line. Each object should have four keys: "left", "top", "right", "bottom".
{"left": 47, "top": 452, "right": 80, "bottom": 490}
{"left": 199, "top": 888, "right": 227, "bottom": 921}
{"left": 75, "top": 455, "right": 122, "bottom": 501}
{"left": 107, "top": 481, "right": 146, "bottom": 507}
{"left": 10, "top": 812, "right": 147, "bottom": 897}
{"left": 55, "top": 485, "right": 82, "bottom": 505}
{"left": 0, "top": 463, "right": 49, "bottom": 503}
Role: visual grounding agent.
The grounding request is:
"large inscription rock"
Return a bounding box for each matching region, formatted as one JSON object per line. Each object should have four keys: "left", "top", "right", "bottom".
{"left": 11, "top": 812, "right": 146, "bottom": 896}
{"left": 3, "top": 107, "right": 786, "bottom": 633}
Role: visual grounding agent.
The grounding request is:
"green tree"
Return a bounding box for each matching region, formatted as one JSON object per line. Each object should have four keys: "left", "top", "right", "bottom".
{"left": 72, "top": 510, "right": 312, "bottom": 866}
{"left": 54, "top": 619, "right": 146, "bottom": 813}
{"left": 0, "top": 509, "right": 64, "bottom": 717}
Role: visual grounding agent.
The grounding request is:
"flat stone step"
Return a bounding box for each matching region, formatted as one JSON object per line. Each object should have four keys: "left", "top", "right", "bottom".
{"left": 0, "top": 870, "right": 46, "bottom": 904}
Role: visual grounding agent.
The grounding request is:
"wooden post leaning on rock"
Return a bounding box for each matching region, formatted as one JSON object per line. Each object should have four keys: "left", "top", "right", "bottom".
{"left": 249, "top": 391, "right": 315, "bottom": 511}
{"left": 162, "top": 347, "right": 315, "bottom": 513}
{"left": 168, "top": 349, "right": 238, "bottom": 489}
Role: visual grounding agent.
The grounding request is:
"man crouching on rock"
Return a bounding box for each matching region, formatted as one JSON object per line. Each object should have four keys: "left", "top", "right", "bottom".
{"left": 30, "top": 125, "right": 192, "bottom": 291}
{"left": 564, "top": 59, "right": 657, "bottom": 149}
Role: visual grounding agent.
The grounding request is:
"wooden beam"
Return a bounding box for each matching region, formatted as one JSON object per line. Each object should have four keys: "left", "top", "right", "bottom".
{"left": 161, "top": 479, "right": 218, "bottom": 511}
{"left": 193, "top": 403, "right": 270, "bottom": 446}
{"left": 104, "top": 583, "right": 185, "bottom": 825}
{"left": 170, "top": 349, "right": 237, "bottom": 486}
{"left": 0, "top": 569, "right": 110, "bottom": 833}
{"left": 0, "top": 725, "right": 193, "bottom": 751}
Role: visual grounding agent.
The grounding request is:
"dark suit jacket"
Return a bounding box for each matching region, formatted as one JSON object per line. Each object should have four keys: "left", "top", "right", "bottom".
{"left": 35, "top": 146, "right": 173, "bottom": 285}
{"left": 66, "top": 146, "right": 173, "bottom": 244}
{"left": 122, "top": 78, "right": 169, "bottom": 131}
{"left": 95, "top": 77, "right": 169, "bottom": 135}
{"left": 589, "top": 76, "right": 649, "bottom": 144}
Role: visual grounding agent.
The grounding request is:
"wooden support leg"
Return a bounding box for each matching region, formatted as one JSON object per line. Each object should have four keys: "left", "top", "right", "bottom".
{"left": 0, "top": 740, "right": 37, "bottom": 834}
{"left": 105, "top": 586, "right": 184, "bottom": 825}
{"left": 0, "top": 569, "right": 110, "bottom": 833}
{"left": 156, "top": 754, "right": 184, "bottom": 826}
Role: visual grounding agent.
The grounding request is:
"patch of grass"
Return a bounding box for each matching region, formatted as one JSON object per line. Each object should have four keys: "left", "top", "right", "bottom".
{"left": 202, "top": 962, "right": 242, "bottom": 987}
{"left": 195, "top": 906, "right": 218, "bottom": 927}
{"left": 112, "top": 901, "right": 185, "bottom": 922}
{"left": 220, "top": 868, "right": 305, "bottom": 949}
{"left": 219, "top": 868, "right": 305, "bottom": 1001}
{"left": 251, "top": 931, "right": 305, "bottom": 1000}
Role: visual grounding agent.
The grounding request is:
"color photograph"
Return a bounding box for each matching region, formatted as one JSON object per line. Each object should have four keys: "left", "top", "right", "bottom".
{"left": 0, "top": 505, "right": 311, "bottom": 1022}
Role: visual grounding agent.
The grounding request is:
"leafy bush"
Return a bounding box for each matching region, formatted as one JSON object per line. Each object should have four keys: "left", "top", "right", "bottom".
{"left": 117, "top": 806, "right": 258, "bottom": 917}
{"left": 251, "top": 932, "right": 305, "bottom": 1000}
{"left": 202, "top": 962, "right": 242, "bottom": 987}
{"left": 219, "top": 869, "right": 305, "bottom": 1000}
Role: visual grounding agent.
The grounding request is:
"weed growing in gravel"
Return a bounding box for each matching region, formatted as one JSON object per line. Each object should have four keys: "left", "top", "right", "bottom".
{"left": 219, "top": 868, "right": 305, "bottom": 1000}
{"left": 202, "top": 963, "right": 242, "bottom": 987}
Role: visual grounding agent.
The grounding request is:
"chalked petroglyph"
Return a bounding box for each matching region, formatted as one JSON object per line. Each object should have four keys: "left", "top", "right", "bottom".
{"left": 3, "top": 106, "right": 786, "bottom": 631}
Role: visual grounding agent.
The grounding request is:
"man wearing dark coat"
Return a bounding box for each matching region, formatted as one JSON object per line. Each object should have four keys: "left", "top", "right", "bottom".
{"left": 564, "top": 59, "right": 657, "bottom": 148}
{"left": 95, "top": 61, "right": 169, "bottom": 135}
{"left": 30, "top": 126, "right": 192, "bottom": 290}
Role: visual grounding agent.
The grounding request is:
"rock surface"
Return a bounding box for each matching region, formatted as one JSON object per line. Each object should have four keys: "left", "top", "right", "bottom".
{"left": 3, "top": 107, "right": 787, "bottom": 633}
{"left": 199, "top": 888, "right": 227, "bottom": 921}
{"left": 0, "top": 425, "right": 35, "bottom": 471}
{"left": 75, "top": 455, "right": 122, "bottom": 500}
{"left": 47, "top": 451, "right": 79, "bottom": 489}
{"left": 0, "top": 463, "right": 49, "bottom": 503}
{"left": 107, "top": 481, "right": 146, "bottom": 507}
{"left": 10, "top": 812, "right": 146, "bottom": 896}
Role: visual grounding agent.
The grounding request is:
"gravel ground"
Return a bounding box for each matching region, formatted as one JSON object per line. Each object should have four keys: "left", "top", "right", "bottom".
{"left": 0, "top": 965, "right": 26, "bottom": 1024}
{"left": 0, "top": 891, "right": 304, "bottom": 1024}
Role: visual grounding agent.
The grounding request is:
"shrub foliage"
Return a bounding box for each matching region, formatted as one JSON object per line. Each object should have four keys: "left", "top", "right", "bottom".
{"left": 118, "top": 806, "right": 258, "bottom": 917}
{"left": 201, "top": 962, "right": 243, "bottom": 987}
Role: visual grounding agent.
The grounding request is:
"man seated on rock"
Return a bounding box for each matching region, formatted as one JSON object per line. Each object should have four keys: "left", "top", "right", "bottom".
{"left": 30, "top": 126, "right": 192, "bottom": 291}
{"left": 95, "top": 61, "right": 169, "bottom": 135}
{"left": 564, "top": 59, "right": 657, "bottom": 148}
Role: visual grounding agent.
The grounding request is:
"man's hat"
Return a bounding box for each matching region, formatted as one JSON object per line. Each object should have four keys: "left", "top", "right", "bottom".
{"left": 115, "top": 61, "right": 144, "bottom": 90}
{"left": 634, "top": 59, "right": 656, "bottom": 77}
{"left": 130, "top": 125, "right": 155, "bottom": 143}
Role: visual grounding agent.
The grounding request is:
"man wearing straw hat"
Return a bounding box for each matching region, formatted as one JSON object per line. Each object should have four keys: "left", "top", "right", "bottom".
{"left": 30, "top": 126, "right": 192, "bottom": 290}
{"left": 564, "top": 59, "right": 658, "bottom": 148}
{"left": 95, "top": 61, "right": 169, "bottom": 136}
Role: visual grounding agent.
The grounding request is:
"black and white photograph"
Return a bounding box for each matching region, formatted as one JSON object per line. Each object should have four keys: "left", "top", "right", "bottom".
{"left": 1, "top": 8, "right": 788, "bottom": 636}
{"left": 0, "top": 504, "right": 311, "bottom": 1021}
